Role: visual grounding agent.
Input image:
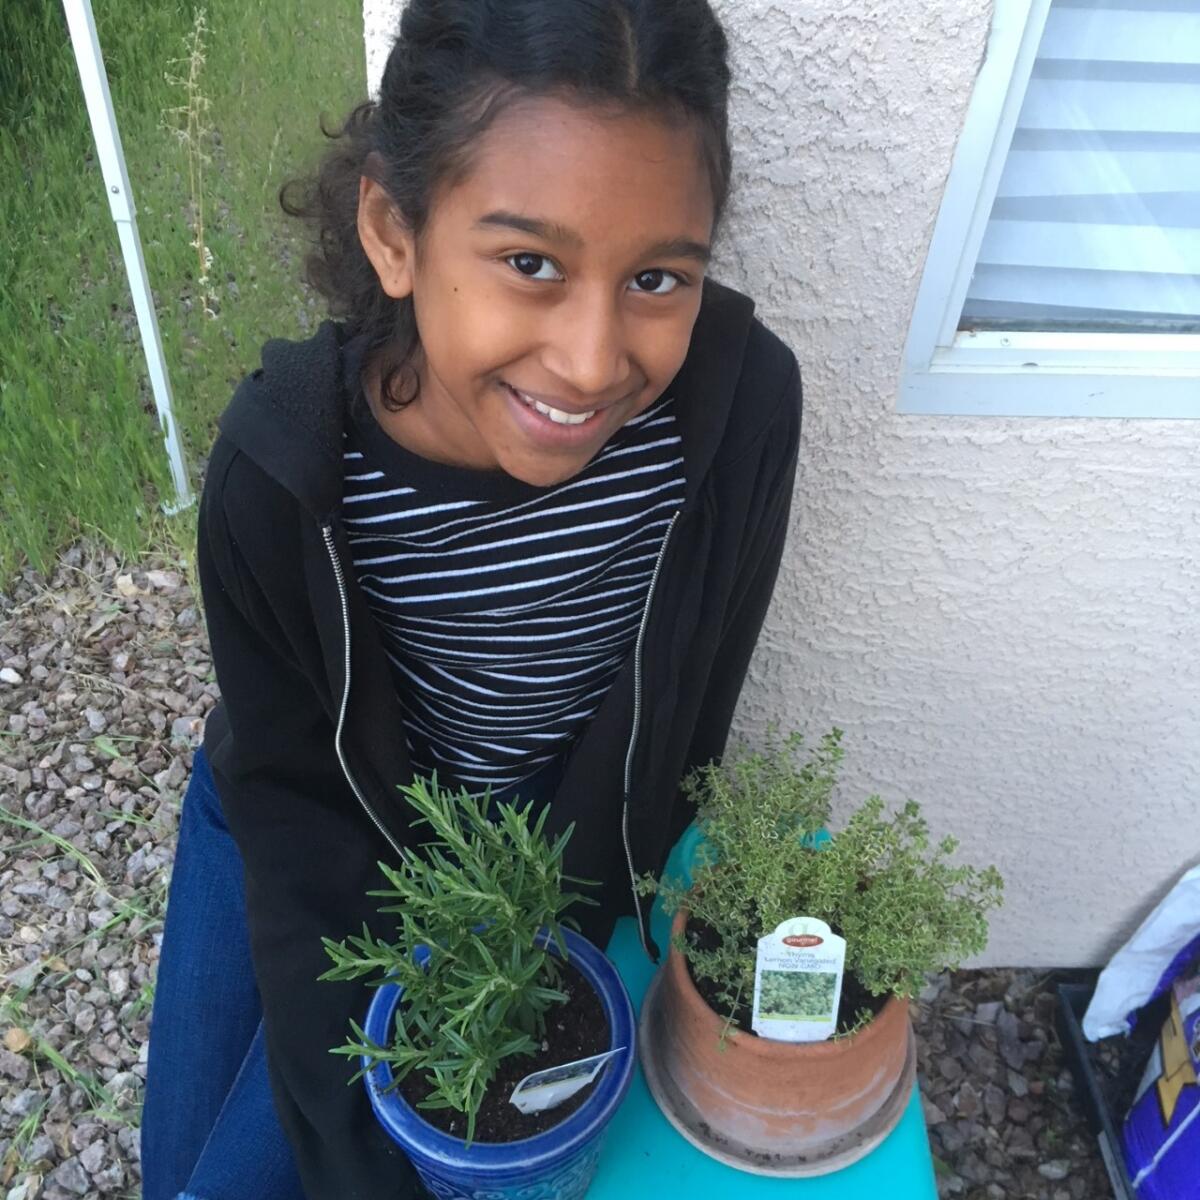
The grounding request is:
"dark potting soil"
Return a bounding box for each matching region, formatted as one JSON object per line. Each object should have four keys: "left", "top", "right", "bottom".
{"left": 395, "top": 960, "right": 610, "bottom": 1142}
{"left": 685, "top": 917, "right": 888, "bottom": 1037}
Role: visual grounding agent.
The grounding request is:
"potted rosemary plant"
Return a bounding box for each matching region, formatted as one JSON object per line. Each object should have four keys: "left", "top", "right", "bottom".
{"left": 319, "top": 775, "right": 636, "bottom": 1200}
{"left": 637, "top": 727, "right": 1003, "bottom": 1177}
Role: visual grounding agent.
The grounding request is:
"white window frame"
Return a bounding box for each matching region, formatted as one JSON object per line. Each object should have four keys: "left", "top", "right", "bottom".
{"left": 899, "top": 0, "right": 1200, "bottom": 419}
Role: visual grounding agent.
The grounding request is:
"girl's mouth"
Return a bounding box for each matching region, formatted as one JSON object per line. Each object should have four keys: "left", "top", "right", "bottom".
{"left": 500, "top": 382, "right": 607, "bottom": 447}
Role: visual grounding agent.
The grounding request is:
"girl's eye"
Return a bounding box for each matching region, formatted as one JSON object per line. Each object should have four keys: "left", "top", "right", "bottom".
{"left": 506, "top": 253, "right": 563, "bottom": 282}
{"left": 630, "top": 269, "right": 681, "bottom": 296}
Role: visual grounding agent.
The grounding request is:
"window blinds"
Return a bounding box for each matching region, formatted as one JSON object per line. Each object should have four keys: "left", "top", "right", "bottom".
{"left": 959, "top": 0, "right": 1200, "bottom": 333}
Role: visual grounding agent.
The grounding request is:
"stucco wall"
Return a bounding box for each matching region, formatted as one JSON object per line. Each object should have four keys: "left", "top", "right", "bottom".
{"left": 362, "top": 1, "right": 1200, "bottom": 967}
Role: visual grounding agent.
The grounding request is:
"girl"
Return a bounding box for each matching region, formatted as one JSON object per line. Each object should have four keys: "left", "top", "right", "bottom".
{"left": 140, "top": 1, "right": 801, "bottom": 1197}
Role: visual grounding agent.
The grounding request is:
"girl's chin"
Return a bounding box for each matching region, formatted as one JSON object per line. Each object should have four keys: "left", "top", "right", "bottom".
{"left": 497, "top": 451, "right": 590, "bottom": 489}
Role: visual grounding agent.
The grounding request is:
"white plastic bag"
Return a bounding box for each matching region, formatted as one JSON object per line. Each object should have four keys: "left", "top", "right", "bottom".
{"left": 1083, "top": 863, "right": 1200, "bottom": 1042}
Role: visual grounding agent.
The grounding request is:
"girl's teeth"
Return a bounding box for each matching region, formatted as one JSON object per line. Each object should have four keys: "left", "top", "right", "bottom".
{"left": 514, "top": 388, "right": 595, "bottom": 425}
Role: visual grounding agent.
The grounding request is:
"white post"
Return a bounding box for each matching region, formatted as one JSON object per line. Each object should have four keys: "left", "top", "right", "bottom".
{"left": 62, "top": 0, "right": 194, "bottom": 513}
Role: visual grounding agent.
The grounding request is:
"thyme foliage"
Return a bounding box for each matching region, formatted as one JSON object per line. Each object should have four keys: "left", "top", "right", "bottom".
{"left": 319, "top": 774, "right": 596, "bottom": 1144}
{"left": 640, "top": 728, "right": 1004, "bottom": 1025}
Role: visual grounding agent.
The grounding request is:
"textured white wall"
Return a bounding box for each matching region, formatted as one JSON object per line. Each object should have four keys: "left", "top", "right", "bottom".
{"left": 362, "top": 1, "right": 1200, "bottom": 967}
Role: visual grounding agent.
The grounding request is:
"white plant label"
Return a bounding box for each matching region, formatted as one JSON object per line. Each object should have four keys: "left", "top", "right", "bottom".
{"left": 751, "top": 917, "right": 846, "bottom": 1043}
{"left": 508, "top": 1047, "right": 624, "bottom": 1115}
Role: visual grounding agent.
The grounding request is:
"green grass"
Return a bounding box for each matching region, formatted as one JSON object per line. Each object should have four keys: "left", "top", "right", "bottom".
{"left": 0, "top": 4, "right": 366, "bottom": 1183}
{"left": 0, "top": 0, "right": 366, "bottom": 584}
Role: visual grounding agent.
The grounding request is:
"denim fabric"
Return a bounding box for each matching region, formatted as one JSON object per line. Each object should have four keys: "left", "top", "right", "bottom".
{"left": 140, "top": 746, "right": 307, "bottom": 1200}
{"left": 141, "top": 748, "right": 568, "bottom": 1200}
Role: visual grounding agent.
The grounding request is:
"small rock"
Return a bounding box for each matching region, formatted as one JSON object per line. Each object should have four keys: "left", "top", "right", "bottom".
{"left": 107, "top": 1071, "right": 142, "bottom": 1108}
{"left": 48, "top": 1156, "right": 91, "bottom": 1196}
{"left": 997, "top": 1009, "right": 1028, "bottom": 1071}
{"left": 1038, "top": 1160, "right": 1071, "bottom": 1181}
{"left": 26, "top": 1133, "right": 55, "bottom": 1164}
{"left": 4, "top": 961, "right": 43, "bottom": 991}
{"left": 967, "top": 1041, "right": 996, "bottom": 1076}
{"left": 1007, "top": 1125, "right": 1037, "bottom": 1157}
{"left": 69, "top": 1122, "right": 103, "bottom": 1154}
{"left": 974, "top": 1001, "right": 1003, "bottom": 1024}
{"left": 4, "top": 1026, "right": 33, "bottom": 1053}
{"left": 4, "top": 1087, "right": 42, "bottom": 1117}
{"left": 939, "top": 1055, "right": 963, "bottom": 1082}
{"left": 1, "top": 666, "right": 23, "bottom": 684}
{"left": 78, "top": 1140, "right": 107, "bottom": 1173}
{"left": 937, "top": 1122, "right": 966, "bottom": 1154}
{"left": 1007, "top": 1068, "right": 1029, "bottom": 1097}
{"left": 0, "top": 1047, "right": 31, "bottom": 1081}
{"left": 92, "top": 1160, "right": 125, "bottom": 1193}
{"left": 171, "top": 715, "right": 201, "bottom": 740}
{"left": 920, "top": 973, "right": 948, "bottom": 1003}
{"left": 106, "top": 968, "right": 129, "bottom": 1000}
{"left": 146, "top": 569, "right": 181, "bottom": 591}
{"left": 956, "top": 1081, "right": 981, "bottom": 1119}
{"left": 87, "top": 1040, "right": 119, "bottom": 1068}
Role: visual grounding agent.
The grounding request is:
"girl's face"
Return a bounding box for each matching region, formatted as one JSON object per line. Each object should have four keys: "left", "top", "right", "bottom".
{"left": 357, "top": 94, "right": 715, "bottom": 487}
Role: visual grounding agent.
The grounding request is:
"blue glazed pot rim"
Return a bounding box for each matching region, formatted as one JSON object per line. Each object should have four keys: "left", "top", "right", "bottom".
{"left": 361, "top": 926, "right": 635, "bottom": 1172}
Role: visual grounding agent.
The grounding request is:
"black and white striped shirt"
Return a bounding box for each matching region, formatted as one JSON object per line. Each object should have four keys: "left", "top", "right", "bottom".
{"left": 340, "top": 391, "right": 687, "bottom": 795}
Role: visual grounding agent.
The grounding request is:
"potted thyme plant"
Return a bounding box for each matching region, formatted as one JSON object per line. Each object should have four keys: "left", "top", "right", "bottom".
{"left": 637, "top": 727, "right": 1003, "bottom": 1177}
{"left": 319, "top": 775, "right": 636, "bottom": 1200}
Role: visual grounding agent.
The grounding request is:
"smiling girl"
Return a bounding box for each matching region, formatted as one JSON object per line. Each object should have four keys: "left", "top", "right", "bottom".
{"left": 140, "top": 2, "right": 801, "bottom": 1198}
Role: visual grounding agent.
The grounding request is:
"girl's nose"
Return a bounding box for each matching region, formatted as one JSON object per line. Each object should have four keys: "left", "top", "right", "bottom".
{"left": 542, "top": 288, "right": 632, "bottom": 401}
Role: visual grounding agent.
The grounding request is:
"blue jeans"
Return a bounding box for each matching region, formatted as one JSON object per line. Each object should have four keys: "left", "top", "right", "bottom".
{"left": 141, "top": 745, "right": 566, "bottom": 1200}
{"left": 140, "top": 745, "right": 307, "bottom": 1200}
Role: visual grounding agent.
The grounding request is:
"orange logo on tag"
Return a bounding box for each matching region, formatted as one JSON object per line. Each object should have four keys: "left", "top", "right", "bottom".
{"left": 783, "top": 935, "right": 823, "bottom": 948}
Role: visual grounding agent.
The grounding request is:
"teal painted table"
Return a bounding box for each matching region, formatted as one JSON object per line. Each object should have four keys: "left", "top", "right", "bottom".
{"left": 593, "top": 831, "right": 938, "bottom": 1199}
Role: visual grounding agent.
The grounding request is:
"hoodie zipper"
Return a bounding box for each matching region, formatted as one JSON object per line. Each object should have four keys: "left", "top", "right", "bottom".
{"left": 622, "top": 509, "right": 680, "bottom": 960}
{"left": 321, "top": 522, "right": 403, "bottom": 860}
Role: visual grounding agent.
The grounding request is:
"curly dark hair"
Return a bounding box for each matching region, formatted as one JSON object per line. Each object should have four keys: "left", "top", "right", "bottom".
{"left": 278, "top": 0, "right": 732, "bottom": 412}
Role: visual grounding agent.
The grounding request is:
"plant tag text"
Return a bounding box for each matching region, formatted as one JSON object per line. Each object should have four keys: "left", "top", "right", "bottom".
{"left": 508, "top": 1047, "right": 624, "bottom": 1115}
{"left": 751, "top": 917, "right": 846, "bottom": 1043}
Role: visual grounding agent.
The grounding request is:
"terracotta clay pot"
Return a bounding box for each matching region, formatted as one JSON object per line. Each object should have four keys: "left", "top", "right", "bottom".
{"left": 639, "top": 909, "right": 917, "bottom": 1176}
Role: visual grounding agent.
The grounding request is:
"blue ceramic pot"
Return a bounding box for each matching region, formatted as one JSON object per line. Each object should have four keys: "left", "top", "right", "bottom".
{"left": 361, "top": 927, "right": 636, "bottom": 1200}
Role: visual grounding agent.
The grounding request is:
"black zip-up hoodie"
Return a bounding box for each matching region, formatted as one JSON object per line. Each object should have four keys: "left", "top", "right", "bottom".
{"left": 195, "top": 276, "right": 801, "bottom": 1198}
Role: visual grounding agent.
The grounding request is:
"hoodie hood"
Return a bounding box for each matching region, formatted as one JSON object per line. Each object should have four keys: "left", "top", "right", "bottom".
{"left": 215, "top": 277, "right": 757, "bottom": 520}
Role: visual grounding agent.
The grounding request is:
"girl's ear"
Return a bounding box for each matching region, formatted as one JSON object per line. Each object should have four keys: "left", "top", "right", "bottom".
{"left": 357, "top": 173, "right": 416, "bottom": 300}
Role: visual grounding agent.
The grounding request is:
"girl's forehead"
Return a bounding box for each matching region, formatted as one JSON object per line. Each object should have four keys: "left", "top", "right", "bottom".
{"left": 436, "top": 94, "right": 715, "bottom": 248}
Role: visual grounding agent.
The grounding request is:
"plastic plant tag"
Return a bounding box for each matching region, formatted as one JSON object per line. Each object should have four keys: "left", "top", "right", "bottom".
{"left": 752, "top": 917, "right": 846, "bottom": 1043}
{"left": 509, "top": 1048, "right": 624, "bottom": 1115}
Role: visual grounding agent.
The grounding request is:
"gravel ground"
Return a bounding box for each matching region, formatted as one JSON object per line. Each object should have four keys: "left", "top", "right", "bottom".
{"left": 0, "top": 539, "right": 1120, "bottom": 1199}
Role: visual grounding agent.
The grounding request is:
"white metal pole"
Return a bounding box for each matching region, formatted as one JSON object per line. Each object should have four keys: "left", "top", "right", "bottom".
{"left": 62, "top": 0, "right": 194, "bottom": 513}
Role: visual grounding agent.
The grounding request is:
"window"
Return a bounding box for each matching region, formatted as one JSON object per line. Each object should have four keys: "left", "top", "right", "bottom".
{"left": 900, "top": 0, "right": 1200, "bottom": 418}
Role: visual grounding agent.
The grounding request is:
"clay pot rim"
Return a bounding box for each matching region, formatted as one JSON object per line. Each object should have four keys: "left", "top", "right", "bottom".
{"left": 667, "top": 907, "right": 910, "bottom": 1059}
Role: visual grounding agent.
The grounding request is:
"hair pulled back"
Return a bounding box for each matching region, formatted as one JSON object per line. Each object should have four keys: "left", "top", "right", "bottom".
{"left": 278, "top": 0, "right": 732, "bottom": 411}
